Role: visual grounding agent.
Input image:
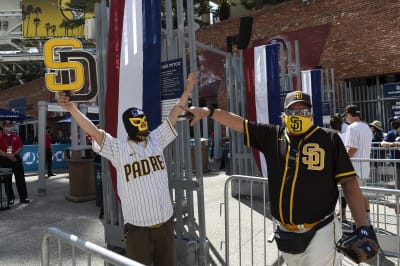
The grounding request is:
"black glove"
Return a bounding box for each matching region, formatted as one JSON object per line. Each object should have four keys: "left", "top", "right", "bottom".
{"left": 336, "top": 226, "right": 380, "bottom": 263}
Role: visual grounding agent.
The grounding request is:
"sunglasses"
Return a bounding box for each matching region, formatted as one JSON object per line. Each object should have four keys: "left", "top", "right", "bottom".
{"left": 285, "top": 108, "right": 312, "bottom": 116}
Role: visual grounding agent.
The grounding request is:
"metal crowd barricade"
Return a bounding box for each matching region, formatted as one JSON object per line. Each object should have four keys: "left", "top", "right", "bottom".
{"left": 352, "top": 157, "right": 400, "bottom": 189}
{"left": 339, "top": 186, "right": 400, "bottom": 264}
{"left": 224, "top": 175, "right": 400, "bottom": 266}
{"left": 224, "top": 175, "right": 279, "bottom": 266}
{"left": 369, "top": 146, "right": 400, "bottom": 189}
{"left": 41, "top": 227, "right": 143, "bottom": 266}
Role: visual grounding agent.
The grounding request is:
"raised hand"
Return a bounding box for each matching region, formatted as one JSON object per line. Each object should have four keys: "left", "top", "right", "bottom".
{"left": 185, "top": 72, "right": 197, "bottom": 94}
{"left": 56, "top": 92, "right": 75, "bottom": 112}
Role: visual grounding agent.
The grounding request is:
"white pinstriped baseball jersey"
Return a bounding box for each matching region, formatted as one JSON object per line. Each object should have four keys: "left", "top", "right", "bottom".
{"left": 92, "top": 118, "right": 177, "bottom": 226}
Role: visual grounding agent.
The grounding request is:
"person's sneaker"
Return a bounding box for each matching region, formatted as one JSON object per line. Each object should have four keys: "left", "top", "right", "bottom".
{"left": 48, "top": 173, "right": 57, "bottom": 176}
{"left": 20, "top": 199, "right": 30, "bottom": 204}
{"left": 8, "top": 199, "right": 14, "bottom": 205}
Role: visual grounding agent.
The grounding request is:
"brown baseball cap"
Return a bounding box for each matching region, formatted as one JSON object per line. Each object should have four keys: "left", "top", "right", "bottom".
{"left": 343, "top": 105, "right": 360, "bottom": 117}
{"left": 284, "top": 91, "right": 312, "bottom": 109}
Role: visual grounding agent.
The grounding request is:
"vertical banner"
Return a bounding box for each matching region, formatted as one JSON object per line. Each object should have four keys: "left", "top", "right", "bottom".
{"left": 105, "top": 0, "right": 161, "bottom": 195}
{"left": 244, "top": 43, "right": 280, "bottom": 176}
{"left": 301, "top": 69, "right": 323, "bottom": 126}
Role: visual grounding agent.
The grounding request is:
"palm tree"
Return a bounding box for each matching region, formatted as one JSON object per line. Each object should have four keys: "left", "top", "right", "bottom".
{"left": 45, "top": 22, "right": 51, "bottom": 36}
{"left": 32, "top": 6, "right": 42, "bottom": 36}
{"left": 22, "top": 4, "right": 33, "bottom": 35}
{"left": 161, "top": 0, "right": 211, "bottom": 28}
{"left": 33, "top": 17, "right": 41, "bottom": 36}
{"left": 60, "top": 19, "right": 71, "bottom": 36}
{"left": 51, "top": 25, "right": 57, "bottom": 36}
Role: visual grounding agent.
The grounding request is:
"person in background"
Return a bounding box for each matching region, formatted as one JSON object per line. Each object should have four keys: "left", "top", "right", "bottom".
{"left": 369, "top": 120, "right": 385, "bottom": 161}
{"left": 57, "top": 72, "right": 197, "bottom": 266}
{"left": 343, "top": 105, "right": 372, "bottom": 224}
{"left": 54, "top": 130, "right": 68, "bottom": 144}
{"left": 46, "top": 127, "right": 56, "bottom": 177}
{"left": 330, "top": 113, "right": 346, "bottom": 143}
{"left": 183, "top": 91, "right": 371, "bottom": 265}
{"left": 381, "top": 116, "right": 400, "bottom": 190}
{"left": 369, "top": 120, "right": 384, "bottom": 143}
{"left": 0, "top": 120, "right": 30, "bottom": 204}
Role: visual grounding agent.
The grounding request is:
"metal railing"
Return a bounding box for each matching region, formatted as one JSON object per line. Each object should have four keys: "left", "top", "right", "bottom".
{"left": 41, "top": 227, "right": 143, "bottom": 266}
{"left": 224, "top": 174, "right": 400, "bottom": 266}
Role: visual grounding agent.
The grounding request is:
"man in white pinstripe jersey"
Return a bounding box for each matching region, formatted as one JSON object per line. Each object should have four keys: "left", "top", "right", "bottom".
{"left": 57, "top": 72, "right": 197, "bottom": 265}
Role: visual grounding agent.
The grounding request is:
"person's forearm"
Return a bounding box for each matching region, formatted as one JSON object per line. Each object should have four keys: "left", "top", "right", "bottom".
{"left": 169, "top": 89, "right": 191, "bottom": 125}
{"left": 346, "top": 147, "right": 357, "bottom": 158}
{"left": 341, "top": 177, "right": 368, "bottom": 227}
{"left": 14, "top": 147, "right": 22, "bottom": 156}
{"left": 68, "top": 104, "right": 103, "bottom": 144}
{"left": 207, "top": 108, "right": 244, "bottom": 133}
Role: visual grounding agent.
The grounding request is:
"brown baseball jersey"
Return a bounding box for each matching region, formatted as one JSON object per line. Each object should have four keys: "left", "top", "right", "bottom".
{"left": 244, "top": 120, "right": 356, "bottom": 226}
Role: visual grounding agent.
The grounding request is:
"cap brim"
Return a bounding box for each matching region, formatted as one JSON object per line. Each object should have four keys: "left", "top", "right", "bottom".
{"left": 370, "top": 125, "right": 383, "bottom": 131}
{"left": 285, "top": 100, "right": 312, "bottom": 109}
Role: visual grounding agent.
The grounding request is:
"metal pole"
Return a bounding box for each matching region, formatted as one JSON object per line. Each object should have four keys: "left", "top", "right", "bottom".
{"left": 37, "top": 101, "right": 47, "bottom": 195}
{"left": 71, "top": 115, "right": 78, "bottom": 147}
{"left": 186, "top": 0, "right": 208, "bottom": 264}
{"left": 79, "top": 103, "right": 88, "bottom": 145}
{"left": 294, "top": 40, "right": 301, "bottom": 90}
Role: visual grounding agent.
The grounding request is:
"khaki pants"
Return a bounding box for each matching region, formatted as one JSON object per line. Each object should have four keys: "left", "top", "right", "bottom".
{"left": 281, "top": 217, "right": 343, "bottom": 266}
{"left": 124, "top": 216, "right": 175, "bottom": 266}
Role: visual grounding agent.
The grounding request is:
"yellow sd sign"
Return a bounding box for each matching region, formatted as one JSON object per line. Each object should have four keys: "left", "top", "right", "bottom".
{"left": 44, "top": 38, "right": 97, "bottom": 102}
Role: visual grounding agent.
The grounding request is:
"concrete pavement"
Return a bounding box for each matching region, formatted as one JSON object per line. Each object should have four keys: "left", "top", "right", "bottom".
{"left": 0, "top": 170, "right": 105, "bottom": 266}
{"left": 1, "top": 165, "right": 388, "bottom": 266}
{"left": 0, "top": 167, "right": 235, "bottom": 266}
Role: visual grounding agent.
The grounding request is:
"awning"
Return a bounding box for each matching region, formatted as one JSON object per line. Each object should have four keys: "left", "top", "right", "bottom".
{"left": 57, "top": 113, "right": 99, "bottom": 123}
{"left": 0, "top": 108, "right": 29, "bottom": 121}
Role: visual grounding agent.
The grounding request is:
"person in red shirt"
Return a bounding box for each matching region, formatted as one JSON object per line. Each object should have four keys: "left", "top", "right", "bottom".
{"left": 46, "top": 127, "right": 56, "bottom": 177}
{"left": 0, "top": 120, "right": 29, "bottom": 204}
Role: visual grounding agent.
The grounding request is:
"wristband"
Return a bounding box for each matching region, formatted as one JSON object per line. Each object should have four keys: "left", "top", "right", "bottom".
{"left": 208, "top": 106, "right": 215, "bottom": 118}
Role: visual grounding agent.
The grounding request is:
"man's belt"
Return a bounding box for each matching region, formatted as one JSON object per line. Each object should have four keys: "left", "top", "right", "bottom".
{"left": 281, "top": 214, "right": 335, "bottom": 231}
{"left": 148, "top": 223, "right": 163, "bottom": 229}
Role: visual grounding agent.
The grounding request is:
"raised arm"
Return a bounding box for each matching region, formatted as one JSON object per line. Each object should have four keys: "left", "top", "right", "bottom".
{"left": 182, "top": 106, "right": 245, "bottom": 133}
{"left": 57, "top": 93, "right": 104, "bottom": 145}
{"left": 168, "top": 72, "right": 197, "bottom": 127}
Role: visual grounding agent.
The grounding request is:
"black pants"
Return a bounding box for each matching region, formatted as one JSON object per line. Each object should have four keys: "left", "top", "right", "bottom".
{"left": 124, "top": 216, "right": 175, "bottom": 266}
{"left": 0, "top": 156, "right": 28, "bottom": 201}
{"left": 46, "top": 148, "right": 53, "bottom": 175}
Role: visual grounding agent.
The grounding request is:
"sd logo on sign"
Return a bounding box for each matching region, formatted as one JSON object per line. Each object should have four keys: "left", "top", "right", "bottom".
{"left": 44, "top": 38, "right": 97, "bottom": 102}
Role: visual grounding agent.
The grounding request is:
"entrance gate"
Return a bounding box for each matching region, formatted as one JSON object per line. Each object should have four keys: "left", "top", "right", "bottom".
{"left": 92, "top": 2, "right": 350, "bottom": 265}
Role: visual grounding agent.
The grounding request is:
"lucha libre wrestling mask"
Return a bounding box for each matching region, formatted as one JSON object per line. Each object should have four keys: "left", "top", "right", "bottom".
{"left": 122, "top": 107, "right": 149, "bottom": 142}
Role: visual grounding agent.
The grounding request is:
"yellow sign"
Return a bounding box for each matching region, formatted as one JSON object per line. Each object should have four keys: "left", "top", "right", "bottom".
{"left": 22, "top": 0, "right": 94, "bottom": 38}
{"left": 44, "top": 38, "right": 97, "bottom": 102}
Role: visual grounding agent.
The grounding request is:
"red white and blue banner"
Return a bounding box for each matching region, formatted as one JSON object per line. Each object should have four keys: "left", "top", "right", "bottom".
{"left": 244, "top": 43, "right": 280, "bottom": 176}
{"left": 105, "top": 0, "right": 161, "bottom": 194}
{"left": 301, "top": 69, "right": 323, "bottom": 126}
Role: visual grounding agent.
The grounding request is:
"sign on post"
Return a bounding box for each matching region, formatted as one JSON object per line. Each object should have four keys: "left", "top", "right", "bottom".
{"left": 43, "top": 38, "right": 97, "bottom": 102}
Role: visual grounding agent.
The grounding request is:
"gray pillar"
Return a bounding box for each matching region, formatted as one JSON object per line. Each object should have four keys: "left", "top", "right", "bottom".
{"left": 38, "top": 101, "right": 47, "bottom": 195}
{"left": 71, "top": 103, "right": 78, "bottom": 147}
{"left": 79, "top": 103, "right": 88, "bottom": 145}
